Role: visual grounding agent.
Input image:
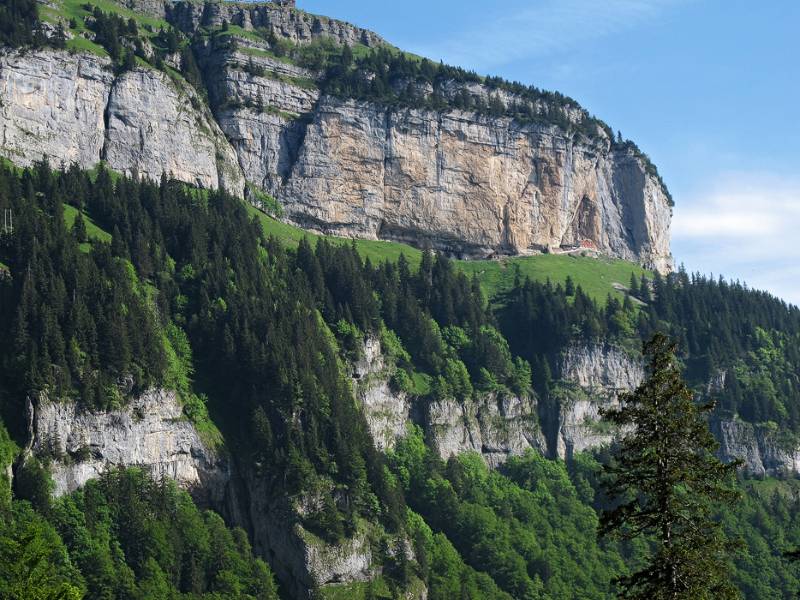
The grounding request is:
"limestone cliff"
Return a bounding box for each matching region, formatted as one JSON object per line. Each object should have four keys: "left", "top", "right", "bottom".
{"left": 165, "top": 0, "right": 384, "bottom": 47}
{"left": 352, "top": 336, "right": 410, "bottom": 451}
{"left": 0, "top": 0, "right": 673, "bottom": 270}
{"left": 27, "top": 389, "right": 229, "bottom": 503}
{"left": 426, "top": 392, "right": 547, "bottom": 468}
{"left": 554, "top": 344, "right": 643, "bottom": 459}
{"left": 351, "top": 335, "right": 547, "bottom": 466}
{"left": 711, "top": 419, "right": 800, "bottom": 477}
{"left": 276, "top": 98, "right": 672, "bottom": 270}
{"left": 0, "top": 48, "right": 244, "bottom": 193}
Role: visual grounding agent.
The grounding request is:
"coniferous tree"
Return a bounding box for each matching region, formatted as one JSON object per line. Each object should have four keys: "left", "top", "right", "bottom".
{"left": 72, "top": 210, "right": 88, "bottom": 243}
{"left": 599, "top": 333, "right": 741, "bottom": 599}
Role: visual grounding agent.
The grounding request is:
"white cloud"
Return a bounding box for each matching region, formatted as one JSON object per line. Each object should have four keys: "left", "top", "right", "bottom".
{"left": 672, "top": 173, "right": 800, "bottom": 306}
{"left": 411, "top": 0, "right": 684, "bottom": 71}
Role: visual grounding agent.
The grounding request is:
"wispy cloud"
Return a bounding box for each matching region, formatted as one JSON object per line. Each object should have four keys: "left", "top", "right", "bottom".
{"left": 411, "top": 0, "right": 684, "bottom": 72}
{"left": 672, "top": 173, "right": 800, "bottom": 306}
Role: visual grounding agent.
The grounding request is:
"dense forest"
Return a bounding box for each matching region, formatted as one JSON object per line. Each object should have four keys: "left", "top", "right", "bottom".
{"left": 0, "top": 0, "right": 51, "bottom": 48}
{"left": 1, "top": 160, "right": 800, "bottom": 597}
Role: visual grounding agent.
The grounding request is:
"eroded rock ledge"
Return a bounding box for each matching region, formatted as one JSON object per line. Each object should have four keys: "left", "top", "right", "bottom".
{"left": 28, "top": 388, "right": 229, "bottom": 503}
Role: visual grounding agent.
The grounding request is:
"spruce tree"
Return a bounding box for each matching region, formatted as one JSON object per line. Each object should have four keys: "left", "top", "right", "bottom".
{"left": 599, "top": 333, "right": 741, "bottom": 599}
{"left": 72, "top": 210, "right": 88, "bottom": 243}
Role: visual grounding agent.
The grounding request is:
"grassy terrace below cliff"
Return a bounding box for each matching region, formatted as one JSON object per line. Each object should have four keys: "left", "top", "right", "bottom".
{"left": 245, "top": 204, "right": 649, "bottom": 304}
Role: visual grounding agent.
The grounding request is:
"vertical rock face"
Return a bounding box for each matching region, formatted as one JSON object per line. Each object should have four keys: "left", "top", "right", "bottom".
{"left": 554, "top": 344, "right": 643, "bottom": 459}
{"left": 272, "top": 98, "right": 672, "bottom": 270}
{"left": 0, "top": 49, "right": 244, "bottom": 194}
{"left": 426, "top": 393, "right": 547, "bottom": 468}
{"left": 0, "top": 1, "right": 673, "bottom": 271}
{"left": 104, "top": 66, "right": 244, "bottom": 191}
{"left": 29, "top": 389, "right": 229, "bottom": 503}
{"left": 352, "top": 337, "right": 410, "bottom": 451}
{"left": 0, "top": 50, "right": 112, "bottom": 167}
{"left": 710, "top": 420, "right": 800, "bottom": 477}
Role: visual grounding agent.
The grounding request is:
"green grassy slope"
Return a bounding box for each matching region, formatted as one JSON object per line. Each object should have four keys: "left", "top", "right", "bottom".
{"left": 246, "top": 205, "right": 647, "bottom": 303}
{"left": 63, "top": 204, "right": 113, "bottom": 252}
{"left": 460, "top": 253, "right": 649, "bottom": 302}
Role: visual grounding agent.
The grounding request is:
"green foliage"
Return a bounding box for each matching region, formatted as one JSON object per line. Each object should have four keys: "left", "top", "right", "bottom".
{"left": 2, "top": 158, "right": 800, "bottom": 598}
{"left": 247, "top": 185, "right": 284, "bottom": 218}
{"left": 405, "top": 509, "right": 511, "bottom": 600}
{"left": 600, "top": 334, "right": 741, "bottom": 599}
{"left": 63, "top": 204, "right": 112, "bottom": 245}
{"left": 0, "top": 422, "right": 16, "bottom": 515}
{"left": 0, "top": 0, "right": 48, "bottom": 48}
{"left": 245, "top": 202, "right": 647, "bottom": 304}
{"left": 47, "top": 468, "right": 278, "bottom": 599}
{"left": 13, "top": 457, "right": 54, "bottom": 514}
{"left": 0, "top": 162, "right": 167, "bottom": 430}
{"left": 0, "top": 501, "right": 85, "bottom": 600}
{"left": 390, "top": 427, "right": 626, "bottom": 599}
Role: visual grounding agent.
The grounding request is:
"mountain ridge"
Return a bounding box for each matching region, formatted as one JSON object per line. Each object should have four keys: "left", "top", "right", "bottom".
{"left": 0, "top": 0, "right": 674, "bottom": 271}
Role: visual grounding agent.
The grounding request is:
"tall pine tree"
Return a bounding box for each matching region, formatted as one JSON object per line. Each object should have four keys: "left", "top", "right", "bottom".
{"left": 599, "top": 333, "right": 740, "bottom": 599}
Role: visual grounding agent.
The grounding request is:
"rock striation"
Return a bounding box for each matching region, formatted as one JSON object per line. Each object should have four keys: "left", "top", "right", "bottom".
{"left": 275, "top": 98, "right": 672, "bottom": 270}
{"left": 0, "top": 49, "right": 244, "bottom": 193}
{"left": 166, "top": 0, "right": 384, "bottom": 47}
{"left": 28, "top": 389, "right": 229, "bottom": 502}
{"left": 554, "top": 344, "right": 643, "bottom": 459}
{"left": 711, "top": 420, "right": 800, "bottom": 477}
{"left": 426, "top": 392, "right": 547, "bottom": 468}
{"left": 352, "top": 336, "right": 410, "bottom": 451}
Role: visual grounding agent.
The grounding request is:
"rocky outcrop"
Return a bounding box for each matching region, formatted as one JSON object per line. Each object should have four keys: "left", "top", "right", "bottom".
{"left": 711, "top": 420, "right": 800, "bottom": 477}
{"left": 0, "top": 49, "right": 244, "bottom": 194}
{"left": 104, "top": 66, "right": 244, "bottom": 191}
{"left": 426, "top": 392, "right": 546, "bottom": 468}
{"left": 352, "top": 336, "right": 410, "bottom": 451}
{"left": 26, "top": 377, "right": 413, "bottom": 598}
{"left": 165, "top": 1, "right": 385, "bottom": 47}
{"left": 202, "top": 42, "right": 673, "bottom": 269}
{"left": 28, "top": 389, "right": 229, "bottom": 503}
{"left": 0, "top": 50, "right": 112, "bottom": 167}
{"left": 560, "top": 343, "right": 644, "bottom": 391}
{"left": 233, "top": 471, "right": 416, "bottom": 599}
{"left": 554, "top": 344, "right": 643, "bottom": 459}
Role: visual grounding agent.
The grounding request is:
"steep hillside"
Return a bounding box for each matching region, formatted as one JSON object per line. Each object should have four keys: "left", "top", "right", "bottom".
{"left": 0, "top": 0, "right": 673, "bottom": 270}
{"left": 0, "top": 161, "right": 799, "bottom": 597}
{"left": 5, "top": 2, "right": 800, "bottom": 599}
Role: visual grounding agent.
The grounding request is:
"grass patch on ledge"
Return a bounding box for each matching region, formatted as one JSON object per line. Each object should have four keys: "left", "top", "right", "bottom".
{"left": 43, "top": 0, "right": 172, "bottom": 58}
{"left": 459, "top": 253, "right": 650, "bottom": 303}
{"left": 63, "top": 204, "right": 113, "bottom": 251}
{"left": 246, "top": 203, "right": 424, "bottom": 266}
{"left": 246, "top": 204, "right": 647, "bottom": 303}
{"left": 237, "top": 44, "right": 299, "bottom": 67}
{"left": 51, "top": 0, "right": 171, "bottom": 33}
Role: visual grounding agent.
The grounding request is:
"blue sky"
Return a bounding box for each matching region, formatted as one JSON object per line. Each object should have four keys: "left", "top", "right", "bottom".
{"left": 300, "top": 0, "right": 800, "bottom": 305}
